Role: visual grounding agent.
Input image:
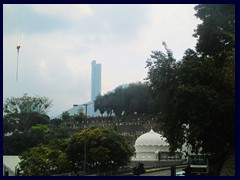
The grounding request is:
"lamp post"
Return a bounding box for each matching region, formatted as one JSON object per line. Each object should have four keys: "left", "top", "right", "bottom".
{"left": 73, "top": 102, "right": 93, "bottom": 175}
{"left": 83, "top": 103, "right": 88, "bottom": 176}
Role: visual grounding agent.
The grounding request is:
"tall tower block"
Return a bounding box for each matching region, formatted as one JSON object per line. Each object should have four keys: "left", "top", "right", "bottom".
{"left": 91, "top": 60, "right": 101, "bottom": 101}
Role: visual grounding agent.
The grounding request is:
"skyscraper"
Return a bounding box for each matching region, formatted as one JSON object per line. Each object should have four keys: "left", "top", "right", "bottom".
{"left": 91, "top": 60, "right": 101, "bottom": 101}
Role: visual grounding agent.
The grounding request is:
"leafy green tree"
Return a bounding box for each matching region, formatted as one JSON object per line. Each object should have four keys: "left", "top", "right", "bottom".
{"left": 3, "top": 114, "right": 16, "bottom": 134}
{"left": 94, "top": 95, "right": 105, "bottom": 115}
{"left": 61, "top": 111, "right": 71, "bottom": 121}
{"left": 193, "top": 4, "right": 235, "bottom": 58}
{"left": 27, "top": 124, "right": 49, "bottom": 147}
{"left": 3, "top": 94, "right": 52, "bottom": 134}
{"left": 3, "top": 94, "right": 52, "bottom": 114}
{"left": 123, "top": 83, "right": 156, "bottom": 115}
{"left": 48, "top": 112, "right": 83, "bottom": 141}
{"left": 94, "top": 82, "right": 156, "bottom": 116}
{"left": 48, "top": 119, "right": 73, "bottom": 140}
{"left": 19, "top": 143, "right": 72, "bottom": 176}
{"left": 3, "top": 132, "right": 29, "bottom": 155}
{"left": 18, "top": 112, "right": 50, "bottom": 132}
{"left": 3, "top": 95, "right": 52, "bottom": 155}
{"left": 65, "top": 127, "right": 133, "bottom": 173}
{"left": 145, "top": 42, "right": 179, "bottom": 122}
{"left": 3, "top": 119, "right": 51, "bottom": 155}
{"left": 48, "top": 118, "right": 62, "bottom": 129}
{"left": 56, "top": 122, "right": 73, "bottom": 139}
{"left": 145, "top": 5, "right": 235, "bottom": 174}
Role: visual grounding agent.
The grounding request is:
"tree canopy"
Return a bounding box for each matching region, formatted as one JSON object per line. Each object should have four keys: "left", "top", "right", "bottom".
{"left": 94, "top": 82, "right": 156, "bottom": 116}
{"left": 65, "top": 127, "right": 133, "bottom": 173}
{"left": 145, "top": 4, "right": 235, "bottom": 162}
{"left": 193, "top": 4, "right": 235, "bottom": 58}
{"left": 3, "top": 94, "right": 52, "bottom": 155}
{"left": 19, "top": 141, "right": 71, "bottom": 176}
{"left": 4, "top": 93, "right": 52, "bottom": 115}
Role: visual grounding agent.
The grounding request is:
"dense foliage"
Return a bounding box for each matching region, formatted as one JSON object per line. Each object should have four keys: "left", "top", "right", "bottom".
{"left": 94, "top": 82, "right": 156, "bottom": 116}
{"left": 3, "top": 95, "right": 53, "bottom": 155}
{"left": 193, "top": 4, "right": 235, "bottom": 58}
{"left": 19, "top": 140, "right": 71, "bottom": 176}
{"left": 18, "top": 127, "right": 133, "bottom": 176}
{"left": 4, "top": 93, "right": 52, "bottom": 114}
{"left": 3, "top": 95, "right": 133, "bottom": 175}
{"left": 3, "top": 93, "right": 87, "bottom": 155}
{"left": 66, "top": 127, "right": 133, "bottom": 173}
{"left": 145, "top": 4, "right": 235, "bottom": 163}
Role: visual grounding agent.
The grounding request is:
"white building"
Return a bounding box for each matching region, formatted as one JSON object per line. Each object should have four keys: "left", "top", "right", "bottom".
{"left": 132, "top": 129, "right": 170, "bottom": 161}
{"left": 91, "top": 60, "right": 101, "bottom": 101}
{"left": 3, "top": 156, "right": 21, "bottom": 176}
{"left": 54, "top": 60, "right": 102, "bottom": 118}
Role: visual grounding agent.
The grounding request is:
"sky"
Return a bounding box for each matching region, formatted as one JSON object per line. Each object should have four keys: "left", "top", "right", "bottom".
{"left": 3, "top": 4, "right": 202, "bottom": 118}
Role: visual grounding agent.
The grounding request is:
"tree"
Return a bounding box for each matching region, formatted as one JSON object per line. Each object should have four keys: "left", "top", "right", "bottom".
{"left": 48, "top": 112, "right": 83, "bottom": 141}
{"left": 27, "top": 124, "right": 49, "bottom": 147}
{"left": 3, "top": 112, "right": 50, "bottom": 134}
{"left": 94, "top": 82, "right": 156, "bottom": 116}
{"left": 3, "top": 116, "right": 51, "bottom": 155}
{"left": 192, "top": 4, "right": 235, "bottom": 156}
{"left": 61, "top": 111, "right": 71, "bottom": 121}
{"left": 19, "top": 143, "right": 72, "bottom": 176}
{"left": 3, "top": 94, "right": 52, "bottom": 134}
{"left": 65, "top": 127, "right": 133, "bottom": 173}
{"left": 3, "top": 94, "right": 52, "bottom": 115}
{"left": 145, "top": 44, "right": 181, "bottom": 152}
{"left": 3, "top": 132, "right": 29, "bottom": 155}
{"left": 3, "top": 95, "right": 52, "bottom": 155}
{"left": 145, "top": 5, "right": 235, "bottom": 173}
{"left": 193, "top": 4, "right": 235, "bottom": 59}
{"left": 123, "top": 83, "right": 156, "bottom": 115}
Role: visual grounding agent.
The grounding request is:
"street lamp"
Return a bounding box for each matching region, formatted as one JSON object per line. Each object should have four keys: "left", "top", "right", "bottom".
{"left": 73, "top": 102, "right": 93, "bottom": 175}
{"left": 83, "top": 104, "right": 88, "bottom": 176}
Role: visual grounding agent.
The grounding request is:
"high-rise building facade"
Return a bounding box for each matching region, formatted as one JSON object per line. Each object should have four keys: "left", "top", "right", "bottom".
{"left": 91, "top": 60, "right": 101, "bottom": 101}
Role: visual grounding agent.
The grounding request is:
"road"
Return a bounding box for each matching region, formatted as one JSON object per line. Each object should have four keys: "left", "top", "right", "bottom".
{"left": 140, "top": 167, "right": 185, "bottom": 176}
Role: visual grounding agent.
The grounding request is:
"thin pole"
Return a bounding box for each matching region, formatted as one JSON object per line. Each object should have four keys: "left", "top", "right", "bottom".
{"left": 16, "top": 4, "right": 22, "bottom": 81}
{"left": 16, "top": 52, "right": 19, "bottom": 81}
{"left": 83, "top": 104, "right": 87, "bottom": 176}
{"left": 16, "top": 46, "right": 20, "bottom": 81}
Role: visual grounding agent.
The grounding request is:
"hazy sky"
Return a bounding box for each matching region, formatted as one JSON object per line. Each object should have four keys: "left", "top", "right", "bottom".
{"left": 3, "top": 4, "right": 201, "bottom": 118}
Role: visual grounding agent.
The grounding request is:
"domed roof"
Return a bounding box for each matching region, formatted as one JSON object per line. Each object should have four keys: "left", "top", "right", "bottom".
{"left": 135, "top": 129, "right": 169, "bottom": 146}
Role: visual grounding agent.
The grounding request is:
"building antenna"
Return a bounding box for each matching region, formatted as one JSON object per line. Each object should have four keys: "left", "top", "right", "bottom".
{"left": 16, "top": 4, "right": 22, "bottom": 81}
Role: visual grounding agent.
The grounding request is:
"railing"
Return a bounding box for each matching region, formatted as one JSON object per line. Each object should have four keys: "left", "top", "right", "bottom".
{"left": 51, "top": 163, "right": 188, "bottom": 176}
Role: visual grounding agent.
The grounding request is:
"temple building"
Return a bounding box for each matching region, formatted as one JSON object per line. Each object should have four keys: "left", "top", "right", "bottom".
{"left": 131, "top": 129, "right": 182, "bottom": 167}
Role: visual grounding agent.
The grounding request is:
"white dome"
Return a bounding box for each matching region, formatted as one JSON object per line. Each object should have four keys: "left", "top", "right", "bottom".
{"left": 135, "top": 129, "right": 169, "bottom": 146}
